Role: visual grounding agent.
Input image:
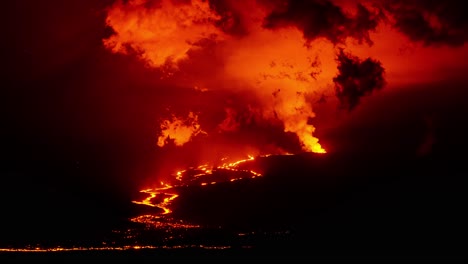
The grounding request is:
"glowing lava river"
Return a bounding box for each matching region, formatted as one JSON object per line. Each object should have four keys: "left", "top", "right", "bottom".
{"left": 133, "top": 155, "right": 262, "bottom": 216}
{"left": 1, "top": 154, "right": 299, "bottom": 253}
{"left": 126, "top": 155, "right": 270, "bottom": 241}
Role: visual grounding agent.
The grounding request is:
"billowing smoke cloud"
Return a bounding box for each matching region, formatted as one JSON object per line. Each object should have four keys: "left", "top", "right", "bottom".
{"left": 263, "top": 0, "right": 383, "bottom": 45}
{"left": 103, "top": 0, "right": 225, "bottom": 68}
{"left": 262, "top": 0, "right": 468, "bottom": 47}
{"left": 333, "top": 49, "right": 386, "bottom": 111}
{"left": 102, "top": 0, "right": 465, "bottom": 159}
{"left": 383, "top": 0, "right": 468, "bottom": 46}
{"left": 103, "top": 0, "right": 333, "bottom": 155}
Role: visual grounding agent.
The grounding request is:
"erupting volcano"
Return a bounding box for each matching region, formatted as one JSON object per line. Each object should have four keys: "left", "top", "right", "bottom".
{"left": 98, "top": 0, "right": 468, "bottom": 246}
{"left": 131, "top": 154, "right": 264, "bottom": 230}
{"left": 2, "top": 0, "right": 467, "bottom": 260}
{"left": 102, "top": 0, "right": 355, "bottom": 156}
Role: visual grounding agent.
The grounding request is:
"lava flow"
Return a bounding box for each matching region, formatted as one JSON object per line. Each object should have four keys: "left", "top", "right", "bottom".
{"left": 133, "top": 184, "right": 177, "bottom": 215}
{"left": 131, "top": 155, "right": 264, "bottom": 227}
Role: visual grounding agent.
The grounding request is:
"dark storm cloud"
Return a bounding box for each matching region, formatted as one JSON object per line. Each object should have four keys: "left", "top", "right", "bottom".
{"left": 383, "top": 0, "right": 468, "bottom": 46}
{"left": 208, "top": 0, "right": 249, "bottom": 36}
{"left": 262, "top": 0, "right": 382, "bottom": 45}
{"left": 333, "top": 49, "right": 386, "bottom": 111}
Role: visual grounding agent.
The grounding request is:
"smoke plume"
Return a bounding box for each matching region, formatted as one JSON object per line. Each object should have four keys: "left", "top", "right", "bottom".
{"left": 263, "top": 0, "right": 383, "bottom": 45}
{"left": 333, "top": 49, "right": 386, "bottom": 111}
{"left": 102, "top": 0, "right": 465, "bottom": 158}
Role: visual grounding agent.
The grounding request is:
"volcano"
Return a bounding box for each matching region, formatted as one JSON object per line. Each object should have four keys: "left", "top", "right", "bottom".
{"left": 2, "top": 0, "right": 467, "bottom": 261}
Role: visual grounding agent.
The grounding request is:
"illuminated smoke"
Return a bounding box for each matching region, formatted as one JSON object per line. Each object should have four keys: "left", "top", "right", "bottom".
{"left": 104, "top": 0, "right": 332, "bottom": 153}
{"left": 214, "top": 22, "right": 329, "bottom": 153}
{"left": 157, "top": 112, "right": 205, "bottom": 147}
{"left": 103, "top": 0, "right": 225, "bottom": 68}
{"left": 102, "top": 0, "right": 428, "bottom": 154}
{"left": 333, "top": 49, "right": 386, "bottom": 111}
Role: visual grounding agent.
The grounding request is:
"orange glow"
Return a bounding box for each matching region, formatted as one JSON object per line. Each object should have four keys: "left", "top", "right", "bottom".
{"left": 104, "top": 0, "right": 328, "bottom": 154}
{"left": 157, "top": 112, "right": 205, "bottom": 147}
{"left": 132, "top": 185, "right": 178, "bottom": 215}
{"left": 0, "top": 244, "right": 232, "bottom": 252}
{"left": 217, "top": 25, "right": 335, "bottom": 153}
{"left": 132, "top": 155, "right": 264, "bottom": 229}
{"left": 130, "top": 214, "right": 200, "bottom": 229}
{"left": 344, "top": 23, "right": 468, "bottom": 86}
{"left": 103, "top": 0, "right": 468, "bottom": 157}
{"left": 104, "top": 0, "right": 225, "bottom": 68}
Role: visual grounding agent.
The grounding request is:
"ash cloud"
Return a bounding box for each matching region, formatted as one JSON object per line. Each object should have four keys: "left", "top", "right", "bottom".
{"left": 261, "top": 0, "right": 468, "bottom": 47}
{"left": 383, "top": 0, "right": 468, "bottom": 46}
{"left": 333, "top": 49, "right": 386, "bottom": 111}
{"left": 262, "top": 0, "right": 382, "bottom": 45}
{"left": 100, "top": 0, "right": 467, "bottom": 156}
{"left": 208, "top": 0, "right": 249, "bottom": 36}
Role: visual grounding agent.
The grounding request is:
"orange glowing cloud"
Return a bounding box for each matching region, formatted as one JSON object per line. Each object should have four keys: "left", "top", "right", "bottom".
{"left": 216, "top": 24, "right": 334, "bottom": 153}
{"left": 103, "top": 0, "right": 225, "bottom": 68}
{"left": 103, "top": 0, "right": 468, "bottom": 155}
{"left": 157, "top": 112, "right": 205, "bottom": 147}
{"left": 104, "top": 0, "right": 330, "bottom": 153}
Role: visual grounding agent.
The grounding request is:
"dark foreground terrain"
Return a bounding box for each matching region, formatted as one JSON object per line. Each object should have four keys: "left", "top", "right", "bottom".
{"left": 0, "top": 146, "right": 466, "bottom": 261}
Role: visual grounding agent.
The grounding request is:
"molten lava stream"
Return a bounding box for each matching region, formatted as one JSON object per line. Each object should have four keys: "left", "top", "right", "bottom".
{"left": 131, "top": 155, "right": 265, "bottom": 227}
{"left": 132, "top": 186, "right": 178, "bottom": 215}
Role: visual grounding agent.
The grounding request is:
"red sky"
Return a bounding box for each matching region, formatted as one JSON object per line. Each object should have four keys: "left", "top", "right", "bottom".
{"left": 3, "top": 0, "right": 468, "bottom": 187}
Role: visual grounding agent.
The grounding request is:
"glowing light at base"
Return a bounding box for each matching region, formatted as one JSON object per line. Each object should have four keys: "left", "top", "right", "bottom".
{"left": 0, "top": 245, "right": 232, "bottom": 253}
{"left": 0, "top": 154, "right": 319, "bottom": 252}
{"left": 131, "top": 154, "right": 265, "bottom": 229}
